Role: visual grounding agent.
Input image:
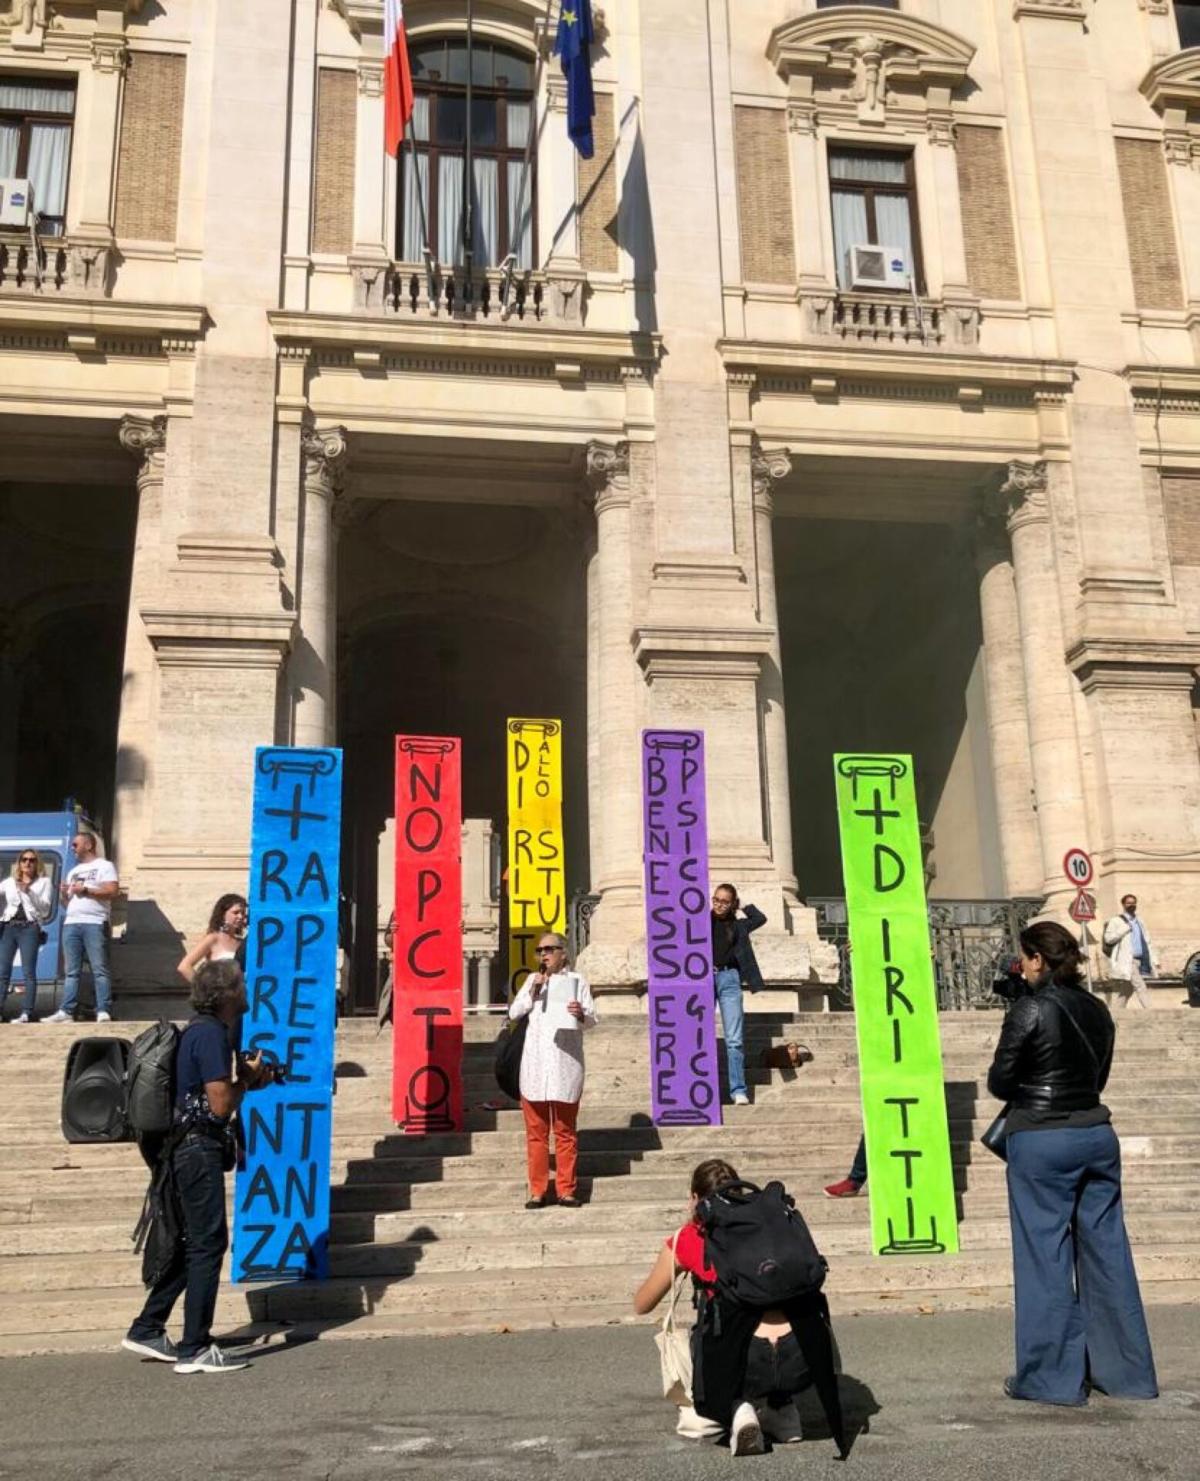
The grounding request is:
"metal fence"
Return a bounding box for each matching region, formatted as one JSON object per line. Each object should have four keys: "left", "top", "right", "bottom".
{"left": 812, "top": 897, "right": 1045, "bottom": 1011}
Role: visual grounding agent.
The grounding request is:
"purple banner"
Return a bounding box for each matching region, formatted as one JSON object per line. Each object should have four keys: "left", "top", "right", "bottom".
{"left": 642, "top": 730, "right": 722, "bottom": 1127}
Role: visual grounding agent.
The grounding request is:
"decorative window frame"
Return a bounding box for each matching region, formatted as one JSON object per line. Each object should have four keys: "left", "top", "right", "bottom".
{"left": 765, "top": 8, "right": 982, "bottom": 347}
{"left": 1141, "top": 53, "right": 1200, "bottom": 166}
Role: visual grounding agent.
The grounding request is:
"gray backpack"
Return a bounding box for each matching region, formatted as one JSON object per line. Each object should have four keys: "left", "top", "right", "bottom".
{"left": 124, "top": 1020, "right": 181, "bottom": 1136}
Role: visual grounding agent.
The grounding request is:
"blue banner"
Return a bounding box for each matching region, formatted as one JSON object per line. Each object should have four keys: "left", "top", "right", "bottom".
{"left": 232, "top": 746, "right": 342, "bottom": 1283}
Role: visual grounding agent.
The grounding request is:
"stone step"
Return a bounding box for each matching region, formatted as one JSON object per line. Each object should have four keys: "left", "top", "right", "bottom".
{"left": 4, "top": 1244, "right": 1198, "bottom": 1339}
{"left": 5, "top": 1112, "right": 1200, "bottom": 1170}
{"left": 5, "top": 1202, "right": 1192, "bottom": 1266}
{"left": 9, "top": 1274, "right": 1200, "bottom": 1360}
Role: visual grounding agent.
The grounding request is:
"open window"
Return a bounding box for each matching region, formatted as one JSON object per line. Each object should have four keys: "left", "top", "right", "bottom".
{"left": 398, "top": 37, "right": 535, "bottom": 269}
{"left": 829, "top": 146, "right": 924, "bottom": 292}
{"left": 0, "top": 75, "right": 75, "bottom": 236}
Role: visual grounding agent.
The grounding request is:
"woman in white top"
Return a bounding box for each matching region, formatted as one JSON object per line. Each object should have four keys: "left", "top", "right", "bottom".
{"left": 0, "top": 849, "right": 54, "bottom": 1022}
{"left": 178, "top": 894, "right": 248, "bottom": 984}
{"left": 508, "top": 931, "right": 597, "bottom": 1209}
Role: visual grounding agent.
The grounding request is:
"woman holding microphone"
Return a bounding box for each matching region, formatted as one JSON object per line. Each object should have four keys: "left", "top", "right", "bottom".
{"left": 509, "top": 932, "right": 597, "bottom": 1209}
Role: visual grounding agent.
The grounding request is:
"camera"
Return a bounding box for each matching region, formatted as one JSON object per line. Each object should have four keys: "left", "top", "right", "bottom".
{"left": 262, "top": 1059, "right": 287, "bottom": 1086}
{"left": 992, "top": 954, "right": 1029, "bottom": 1003}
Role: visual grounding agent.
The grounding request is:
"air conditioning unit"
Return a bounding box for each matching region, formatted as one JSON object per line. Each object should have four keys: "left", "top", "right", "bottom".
{"left": 846, "top": 243, "right": 910, "bottom": 290}
{"left": 0, "top": 178, "right": 33, "bottom": 229}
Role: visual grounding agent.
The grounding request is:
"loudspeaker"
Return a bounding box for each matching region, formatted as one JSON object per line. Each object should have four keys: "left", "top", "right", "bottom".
{"left": 61, "top": 1037, "right": 131, "bottom": 1144}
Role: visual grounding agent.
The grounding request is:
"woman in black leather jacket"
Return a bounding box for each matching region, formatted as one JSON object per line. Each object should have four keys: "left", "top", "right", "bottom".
{"left": 987, "top": 920, "right": 1157, "bottom": 1407}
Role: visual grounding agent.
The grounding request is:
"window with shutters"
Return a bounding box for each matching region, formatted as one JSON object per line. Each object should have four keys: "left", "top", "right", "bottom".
{"left": 398, "top": 38, "right": 536, "bottom": 270}
{"left": 829, "top": 146, "right": 924, "bottom": 291}
{"left": 0, "top": 75, "right": 75, "bottom": 236}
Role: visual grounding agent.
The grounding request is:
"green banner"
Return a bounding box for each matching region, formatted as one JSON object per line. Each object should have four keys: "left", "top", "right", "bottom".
{"left": 834, "top": 754, "right": 958, "bottom": 1257}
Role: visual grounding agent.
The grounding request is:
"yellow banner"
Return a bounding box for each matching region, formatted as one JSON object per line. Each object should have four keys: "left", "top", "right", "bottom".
{"left": 506, "top": 718, "right": 566, "bottom": 996}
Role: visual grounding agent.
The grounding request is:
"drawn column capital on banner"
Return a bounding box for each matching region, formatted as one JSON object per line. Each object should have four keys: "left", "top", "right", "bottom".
{"left": 233, "top": 745, "right": 342, "bottom": 1283}
{"left": 833, "top": 752, "right": 958, "bottom": 1258}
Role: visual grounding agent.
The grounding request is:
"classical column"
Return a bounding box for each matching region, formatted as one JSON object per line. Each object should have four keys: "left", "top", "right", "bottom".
{"left": 113, "top": 413, "right": 167, "bottom": 881}
{"left": 1000, "top": 460, "right": 1090, "bottom": 909}
{"left": 974, "top": 512, "right": 1043, "bottom": 898}
{"left": 750, "top": 441, "right": 799, "bottom": 905}
{"left": 585, "top": 440, "right": 642, "bottom": 940}
{"left": 293, "top": 422, "right": 348, "bottom": 749}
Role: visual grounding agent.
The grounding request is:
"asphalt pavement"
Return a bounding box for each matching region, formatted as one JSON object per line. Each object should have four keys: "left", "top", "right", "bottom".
{"left": 3, "top": 1306, "right": 1198, "bottom": 1480}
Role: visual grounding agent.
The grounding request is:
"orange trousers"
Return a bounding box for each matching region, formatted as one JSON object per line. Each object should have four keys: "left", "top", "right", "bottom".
{"left": 520, "top": 1097, "right": 580, "bottom": 1200}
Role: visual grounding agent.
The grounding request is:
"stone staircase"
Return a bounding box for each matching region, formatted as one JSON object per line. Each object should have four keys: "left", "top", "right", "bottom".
{"left": 3, "top": 1009, "right": 1200, "bottom": 1356}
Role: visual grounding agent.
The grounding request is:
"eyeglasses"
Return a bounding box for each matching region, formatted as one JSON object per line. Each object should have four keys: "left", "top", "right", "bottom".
{"left": 534, "top": 946, "right": 562, "bottom": 955}
{"left": 18, "top": 856, "right": 36, "bottom": 864}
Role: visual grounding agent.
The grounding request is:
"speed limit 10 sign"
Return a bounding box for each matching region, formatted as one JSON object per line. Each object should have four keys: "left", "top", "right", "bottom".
{"left": 1063, "top": 848, "right": 1093, "bottom": 888}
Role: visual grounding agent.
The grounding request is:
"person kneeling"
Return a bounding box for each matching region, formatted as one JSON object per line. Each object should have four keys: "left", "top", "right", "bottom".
{"left": 634, "top": 1159, "right": 837, "bottom": 1454}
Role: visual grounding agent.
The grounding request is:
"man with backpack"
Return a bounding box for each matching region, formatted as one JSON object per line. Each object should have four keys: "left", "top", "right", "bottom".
{"left": 121, "top": 959, "right": 272, "bottom": 1375}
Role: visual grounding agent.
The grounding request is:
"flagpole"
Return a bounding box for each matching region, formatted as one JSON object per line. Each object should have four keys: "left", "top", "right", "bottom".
{"left": 499, "top": 0, "right": 556, "bottom": 320}
{"left": 404, "top": 127, "right": 437, "bottom": 312}
{"left": 464, "top": 0, "right": 475, "bottom": 282}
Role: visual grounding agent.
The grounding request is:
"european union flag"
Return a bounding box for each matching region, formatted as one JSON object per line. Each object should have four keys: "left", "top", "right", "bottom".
{"left": 554, "top": 0, "right": 595, "bottom": 160}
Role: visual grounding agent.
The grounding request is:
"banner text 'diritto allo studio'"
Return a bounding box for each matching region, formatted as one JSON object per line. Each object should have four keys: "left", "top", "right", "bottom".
{"left": 834, "top": 753, "right": 958, "bottom": 1258}
{"left": 506, "top": 719, "right": 566, "bottom": 995}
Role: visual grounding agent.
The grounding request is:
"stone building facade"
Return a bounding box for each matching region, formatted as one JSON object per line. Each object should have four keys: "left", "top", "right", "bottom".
{"left": 2, "top": 0, "right": 1200, "bottom": 1004}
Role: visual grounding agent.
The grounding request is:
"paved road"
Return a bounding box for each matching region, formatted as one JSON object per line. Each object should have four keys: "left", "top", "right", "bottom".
{"left": 3, "top": 1307, "right": 1198, "bottom": 1480}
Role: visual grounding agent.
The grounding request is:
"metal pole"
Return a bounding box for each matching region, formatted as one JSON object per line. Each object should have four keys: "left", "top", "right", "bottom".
{"left": 499, "top": 0, "right": 556, "bottom": 318}
{"left": 403, "top": 127, "right": 437, "bottom": 311}
{"left": 464, "top": 0, "right": 475, "bottom": 280}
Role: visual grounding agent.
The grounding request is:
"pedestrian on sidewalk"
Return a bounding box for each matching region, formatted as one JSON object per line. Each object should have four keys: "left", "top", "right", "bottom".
{"left": 509, "top": 932, "right": 597, "bottom": 1209}
{"left": 711, "top": 885, "right": 766, "bottom": 1107}
{"left": 46, "top": 832, "right": 119, "bottom": 1023}
{"left": 122, "top": 959, "right": 273, "bottom": 1375}
{"left": 177, "top": 894, "right": 249, "bottom": 983}
{"left": 1102, "top": 894, "right": 1159, "bottom": 1010}
{"left": 988, "top": 919, "right": 1157, "bottom": 1407}
{"left": 0, "top": 848, "right": 53, "bottom": 1022}
{"left": 634, "top": 1157, "right": 836, "bottom": 1451}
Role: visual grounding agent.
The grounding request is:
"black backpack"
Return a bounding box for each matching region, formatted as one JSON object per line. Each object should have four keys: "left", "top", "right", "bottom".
{"left": 124, "top": 1020, "right": 181, "bottom": 1137}
{"left": 698, "top": 1178, "right": 827, "bottom": 1308}
{"left": 493, "top": 1015, "right": 528, "bottom": 1102}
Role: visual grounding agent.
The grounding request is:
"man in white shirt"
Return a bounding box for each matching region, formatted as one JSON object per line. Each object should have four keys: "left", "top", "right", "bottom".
{"left": 46, "top": 832, "right": 119, "bottom": 1023}
{"left": 1102, "top": 893, "right": 1158, "bottom": 1010}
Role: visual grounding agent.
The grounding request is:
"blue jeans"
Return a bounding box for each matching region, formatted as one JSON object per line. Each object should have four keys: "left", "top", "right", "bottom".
{"left": 0, "top": 921, "right": 40, "bottom": 1018}
{"left": 1007, "top": 1125, "right": 1157, "bottom": 1405}
{"left": 848, "top": 1134, "right": 867, "bottom": 1187}
{"left": 61, "top": 922, "right": 112, "bottom": 1016}
{"left": 715, "top": 967, "right": 747, "bottom": 1099}
{"left": 129, "top": 1134, "right": 229, "bottom": 1358}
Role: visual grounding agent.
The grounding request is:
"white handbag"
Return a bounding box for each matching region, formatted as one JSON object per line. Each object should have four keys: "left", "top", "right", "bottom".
{"left": 654, "top": 1231, "right": 694, "bottom": 1404}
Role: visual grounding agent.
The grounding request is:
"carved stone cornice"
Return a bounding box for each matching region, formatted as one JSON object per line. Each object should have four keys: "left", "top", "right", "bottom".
{"left": 768, "top": 8, "right": 974, "bottom": 132}
{"left": 1012, "top": 0, "right": 1085, "bottom": 21}
{"left": 119, "top": 413, "right": 166, "bottom": 481}
{"left": 997, "top": 459, "right": 1049, "bottom": 534}
{"left": 1136, "top": 0, "right": 1170, "bottom": 14}
{"left": 585, "top": 439, "right": 630, "bottom": 514}
{"left": 91, "top": 30, "right": 128, "bottom": 73}
{"left": 751, "top": 440, "right": 791, "bottom": 518}
{"left": 301, "top": 421, "right": 349, "bottom": 498}
{"left": 357, "top": 60, "right": 383, "bottom": 98}
{"left": 1140, "top": 55, "right": 1200, "bottom": 168}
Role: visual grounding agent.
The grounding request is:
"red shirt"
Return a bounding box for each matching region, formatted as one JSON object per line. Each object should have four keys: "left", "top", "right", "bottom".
{"left": 667, "top": 1221, "right": 716, "bottom": 1286}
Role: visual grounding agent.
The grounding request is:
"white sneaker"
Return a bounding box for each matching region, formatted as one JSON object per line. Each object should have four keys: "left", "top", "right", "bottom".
{"left": 731, "top": 1092, "right": 750, "bottom": 1107}
{"left": 13, "top": 1013, "right": 29, "bottom": 1024}
{"left": 174, "top": 1343, "right": 249, "bottom": 1375}
{"left": 96, "top": 1011, "right": 112, "bottom": 1023}
{"left": 730, "top": 1401, "right": 765, "bottom": 1456}
{"left": 676, "top": 1406, "right": 724, "bottom": 1441}
{"left": 45, "top": 1010, "right": 72, "bottom": 1024}
{"left": 758, "top": 1400, "right": 803, "bottom": 1444}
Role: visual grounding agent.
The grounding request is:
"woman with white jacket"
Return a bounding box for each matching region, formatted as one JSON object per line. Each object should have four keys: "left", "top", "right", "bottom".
{"left": 0, "top": 849, "right": 54, "bottom": 1022}
{"left": 508, "top": 931, "right": 597, "bottom": 1209}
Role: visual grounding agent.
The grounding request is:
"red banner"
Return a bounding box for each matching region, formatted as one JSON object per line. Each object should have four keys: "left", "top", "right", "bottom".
{"left": 393, "top": 736, "right": 463, "bottom": 1133}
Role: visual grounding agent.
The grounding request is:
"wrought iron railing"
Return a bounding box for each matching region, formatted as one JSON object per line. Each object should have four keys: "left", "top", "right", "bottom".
{"left": 813, "top": 896, "right": 1045, "bottom": 1011}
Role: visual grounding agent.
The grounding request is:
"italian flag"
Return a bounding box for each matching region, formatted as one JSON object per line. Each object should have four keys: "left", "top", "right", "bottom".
{"left": 384, "top": 0, "right": 415, "bottom": 158}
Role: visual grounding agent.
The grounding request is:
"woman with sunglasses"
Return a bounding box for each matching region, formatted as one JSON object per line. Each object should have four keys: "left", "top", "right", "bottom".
{"left": 0, "top": 849, "right": 54, "bottom": 1022}
{"left": 508, "top": 932, "right": 597, "bottom": 1208}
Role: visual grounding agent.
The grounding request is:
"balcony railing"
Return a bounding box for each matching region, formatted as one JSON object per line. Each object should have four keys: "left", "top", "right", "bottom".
{"left": 802, "top": 287, "right": 981, "bottom": 349}
{"left": 0, "top": 233, "right": 114, "bottom": 299}
{"left": 352, "top": 260, "right": 587, "bottom": 327}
